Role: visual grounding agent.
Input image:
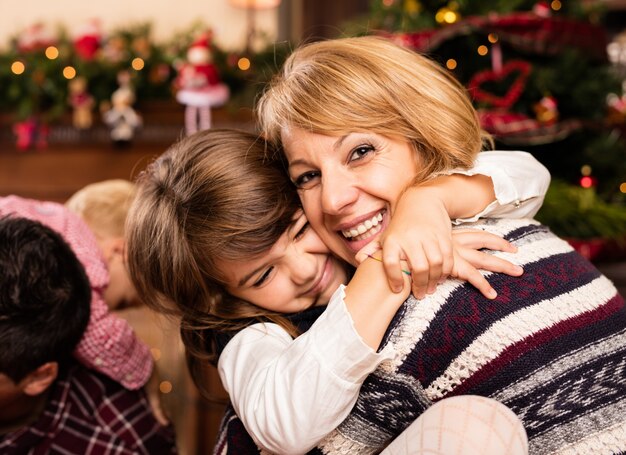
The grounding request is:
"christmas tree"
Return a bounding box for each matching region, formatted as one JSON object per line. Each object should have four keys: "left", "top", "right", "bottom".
{"left": 349, "top": 0, "right": 626, "bottom": 256}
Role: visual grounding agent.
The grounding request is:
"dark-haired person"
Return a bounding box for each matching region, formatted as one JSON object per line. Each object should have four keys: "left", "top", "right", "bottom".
{"left": 0, "top": 216, "right": 177, "bottom": 454}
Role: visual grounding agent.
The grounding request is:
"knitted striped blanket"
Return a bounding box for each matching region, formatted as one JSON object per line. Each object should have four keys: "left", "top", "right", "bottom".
{"left": 216, "top": 218, "right": 626, "bottom": 454}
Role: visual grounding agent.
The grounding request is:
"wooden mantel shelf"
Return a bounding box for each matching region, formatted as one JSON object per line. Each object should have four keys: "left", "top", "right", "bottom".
{"left": 0, "top": 102, "right": 255, "bottom": 203}
{"left": 0, "top": 145, "right": 162, "bottom": 202}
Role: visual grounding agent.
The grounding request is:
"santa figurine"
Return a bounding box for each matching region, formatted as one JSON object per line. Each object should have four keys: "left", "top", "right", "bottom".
{"left": 174, "top": 33, "right": 229, "bottom": 135}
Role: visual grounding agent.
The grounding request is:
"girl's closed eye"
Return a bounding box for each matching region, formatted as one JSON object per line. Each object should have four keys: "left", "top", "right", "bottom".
{"left": 294, "top": 221, "right": 309, "bottom": 240}
{"left": 252, "top": 267, "right": 274, "bottom": 287}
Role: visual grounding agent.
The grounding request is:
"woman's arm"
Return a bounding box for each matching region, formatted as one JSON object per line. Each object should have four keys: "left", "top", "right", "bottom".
{"left": 218, "top": 257, "right": 409, "bottom": 453}
{"left": 365, "top": 151, "right": 549, "bottom": 298}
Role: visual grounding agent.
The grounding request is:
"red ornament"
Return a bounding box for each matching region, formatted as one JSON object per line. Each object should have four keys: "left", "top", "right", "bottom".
{"left": 73, "top": 19, "right": 102, "bottom": 61}
{"left": 468, "top": 60, "right": 532, "bottom": 109}
{"left": 533, "top": 95, "right": 559, "bottom": 125}
{"left": 532, "top": 2, "right": 552, "bottom": 18}
{"left": 579, "top": 176, "right": 597, "bottom": 188}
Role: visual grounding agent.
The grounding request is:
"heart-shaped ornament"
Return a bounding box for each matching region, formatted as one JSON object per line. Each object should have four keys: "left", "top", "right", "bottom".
{"left": 468, "top": 60, "right": 532, "bottom": 109}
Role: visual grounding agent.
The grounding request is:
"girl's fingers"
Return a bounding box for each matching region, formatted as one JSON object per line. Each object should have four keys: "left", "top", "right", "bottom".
{"left": 459, "top": 248, "right": 524, "bottom": 276}
{"left": 452, "top": 230, "right": 517, "bottom": 253}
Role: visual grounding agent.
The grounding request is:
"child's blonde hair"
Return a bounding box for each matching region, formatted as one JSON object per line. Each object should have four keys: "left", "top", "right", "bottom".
{"left": 257, "top": 35, "right": 492, "bottom": 183}
{"left": 66, "top": 179, "right": 136, "bottom": 239}
{"left": 126, "top": 129, "right": 301, "bottom": 382}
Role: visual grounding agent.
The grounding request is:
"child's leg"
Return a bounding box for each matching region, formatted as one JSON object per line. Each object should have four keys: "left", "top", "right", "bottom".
{"left": 381, "top": 395, "right": 528, "bottom": 455}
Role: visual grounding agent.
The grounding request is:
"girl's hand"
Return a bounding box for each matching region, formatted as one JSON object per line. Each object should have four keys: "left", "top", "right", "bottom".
{"left": 356, "top": 189, "right": 455, "bottom": 299}
{"left": 448, "top": 230, "right": 523, "bottom": 299}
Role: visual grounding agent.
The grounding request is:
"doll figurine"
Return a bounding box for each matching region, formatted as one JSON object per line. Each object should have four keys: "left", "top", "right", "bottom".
{"left": 174, "top": 33, "right": 229, "bottom": 135}
{"left": 102, "top": 87, "right": 142, "bottom": 148}
{"left": 68, "top": 77, "right": 95, "bottom": 130}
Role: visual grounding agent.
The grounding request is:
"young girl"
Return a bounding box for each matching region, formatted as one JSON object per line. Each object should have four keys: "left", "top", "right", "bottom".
{"left": 126, "top": 128, "right": 547, "bottom": 453}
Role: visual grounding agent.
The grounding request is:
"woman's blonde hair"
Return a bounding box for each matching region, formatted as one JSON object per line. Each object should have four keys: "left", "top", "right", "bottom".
{"left": 257, "top": 35, "right": 492, "bottom": 182}
{"left": 126, "top": 129, "right": 301, "bottom": 387}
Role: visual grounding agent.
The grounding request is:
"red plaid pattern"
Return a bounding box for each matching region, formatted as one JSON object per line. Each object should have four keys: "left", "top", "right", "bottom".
{"left": 0, "top": 363, "right": 177, "bottom": 454}
{"left": 0, "top": 196, "right": 152, "bottom": 390}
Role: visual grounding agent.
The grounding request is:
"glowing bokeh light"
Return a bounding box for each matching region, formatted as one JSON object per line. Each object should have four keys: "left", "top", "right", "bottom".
{"left": 45, "top": 46, "right": 59, "bottom": 59}
{"left": 238, "top": 57, "right": 251, "bottom": 71}
{"left": 132, "top": 57, "right": 145, "bottom": 70}
{"left": 11, "top": 61, "right": 25, "bottom": 74}
{"left": 63, "top": 66, "right": 77, "bottom": 79}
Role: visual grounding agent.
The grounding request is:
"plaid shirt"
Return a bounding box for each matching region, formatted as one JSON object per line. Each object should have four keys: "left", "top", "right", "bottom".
{"left": 0, "top": 195, "right": 152, "bottom": 389}
{"left": 0, "top": 363, "right": 177, "bottom": 454}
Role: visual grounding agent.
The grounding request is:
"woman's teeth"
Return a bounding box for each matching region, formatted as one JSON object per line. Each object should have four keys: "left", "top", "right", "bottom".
{"left": 342, "top": 213, "right": 383, "bottom": 240}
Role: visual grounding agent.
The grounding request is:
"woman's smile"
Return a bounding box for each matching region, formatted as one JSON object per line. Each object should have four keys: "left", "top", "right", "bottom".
{"left": 283, "top": 128, "right": 419, "bottom": 266}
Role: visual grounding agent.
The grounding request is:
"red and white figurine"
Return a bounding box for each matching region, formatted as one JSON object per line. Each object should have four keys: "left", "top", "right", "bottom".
{"left": 174, "top": 33, "right": 229, "bottom": 135}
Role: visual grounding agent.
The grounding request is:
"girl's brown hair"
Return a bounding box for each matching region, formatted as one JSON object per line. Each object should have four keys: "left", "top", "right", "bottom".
{"left": 257, "top": 35, "right": 492, "bottom": 183}
{"left": 126, "top": 129, "right": 301, "bottom": 395}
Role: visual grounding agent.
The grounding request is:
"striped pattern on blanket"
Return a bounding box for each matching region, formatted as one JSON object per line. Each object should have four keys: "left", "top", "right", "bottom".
{"left": 314, "top": 218, "right": 626, "bottom": 455}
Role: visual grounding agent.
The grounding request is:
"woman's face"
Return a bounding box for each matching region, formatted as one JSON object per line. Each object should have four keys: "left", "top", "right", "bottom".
{"left": 282, "top": 128, "right": 419, "bottom": 266}
{"left": 216, "top": 211, "right": 348, "bottom": 314}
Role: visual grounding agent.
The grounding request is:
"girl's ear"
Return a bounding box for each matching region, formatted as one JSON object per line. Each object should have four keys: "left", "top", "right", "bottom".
{"left": 21, "top": 362, "right": 58, "bottom": 396}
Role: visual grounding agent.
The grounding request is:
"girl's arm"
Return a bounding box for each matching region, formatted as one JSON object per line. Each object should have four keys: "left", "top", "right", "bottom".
{"left": 218, "top": 256, "right": 409, "bottom": 454}
{"left": 367, "top": 151, "right": 550, "bottom": 298}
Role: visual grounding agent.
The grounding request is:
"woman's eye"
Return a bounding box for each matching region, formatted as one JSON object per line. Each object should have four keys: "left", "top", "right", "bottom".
{"left": 349, "top": 144, "right": 375, "bottom": 162}
{"left": 293, "top": 171, "right": 319, "bottom": 188}
{"left": 294, "top": 221, "right": 310, "bottom": 240}
{"left": 253, "top": 267, "right": 274, "bottom": 287}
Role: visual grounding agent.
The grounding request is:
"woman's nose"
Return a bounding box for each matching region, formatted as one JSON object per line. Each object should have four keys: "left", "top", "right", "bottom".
{"left": 320, "top": 171, "right": 358, "bottom": 215}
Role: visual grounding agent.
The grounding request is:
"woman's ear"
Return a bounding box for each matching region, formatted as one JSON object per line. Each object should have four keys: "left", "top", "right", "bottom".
{"left": 21, "top": 362, "right": 58, "bottom": 396}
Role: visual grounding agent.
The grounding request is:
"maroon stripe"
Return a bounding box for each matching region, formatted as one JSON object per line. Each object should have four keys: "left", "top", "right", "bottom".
{"left": 447, "top": 293, "right": 624, "bottom": 396}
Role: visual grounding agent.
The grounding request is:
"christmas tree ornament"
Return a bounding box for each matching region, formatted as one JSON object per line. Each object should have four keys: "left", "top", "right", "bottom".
{"left": 606, "top": 87, "right": 626, "bottom": 125}
{"left": 533, "top": 95, "right": 559, "bottom": 125}
{"left": 68, "top": 76, "right": 95, "bottom": 130}
{"left": 532, "top": 2, "right": 552, "bottom": 18}
{"left": 17, "top": 23, "right": 56, "bottom": 53}
{"left": 73, "top": 19, "right": 102, "bottom": 61}
{"left": 468, "top": 60, "right": 531, "bottom": 109}
{"left": 13, "top": 119, "right": 38, "bottom": 151}
{"left": 174, "top": 32, "right": 230, "bottom": 135}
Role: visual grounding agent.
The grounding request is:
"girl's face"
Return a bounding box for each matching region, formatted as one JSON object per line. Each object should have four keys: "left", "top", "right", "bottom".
{"left": 282, "top": 128, "right": 419, "bottom": 266}
{"left": 216, "top": 211, "right": 348, "bottom": 314}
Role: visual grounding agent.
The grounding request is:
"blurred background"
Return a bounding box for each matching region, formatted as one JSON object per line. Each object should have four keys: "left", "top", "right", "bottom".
{"left": 1, "top": 1, "right": 625, "bottom": 452}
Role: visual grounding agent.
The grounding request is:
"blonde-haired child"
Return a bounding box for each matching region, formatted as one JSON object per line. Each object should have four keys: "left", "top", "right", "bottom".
{"left": 66, "top": 179, "right": 141, "bottom": 311}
